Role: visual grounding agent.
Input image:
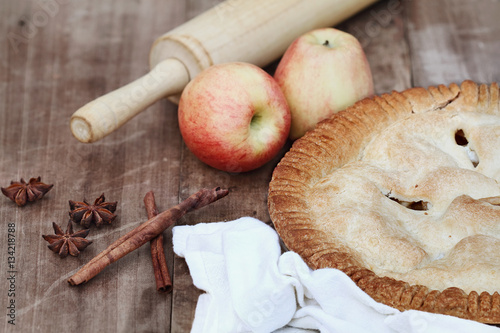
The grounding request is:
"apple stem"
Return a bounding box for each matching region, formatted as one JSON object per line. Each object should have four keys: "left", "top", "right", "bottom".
{"left": 323, "top": 40, "right": 330, "bottom": 47}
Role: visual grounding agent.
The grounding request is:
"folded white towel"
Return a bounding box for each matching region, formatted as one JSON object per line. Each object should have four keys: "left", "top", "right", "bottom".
{"left": 172, "top": 217, "right": 499, "bottom": 333}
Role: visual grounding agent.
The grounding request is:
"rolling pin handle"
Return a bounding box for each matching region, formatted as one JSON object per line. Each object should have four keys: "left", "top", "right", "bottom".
{"left": 70, "top": 58, "right": 189, "bottom": 143}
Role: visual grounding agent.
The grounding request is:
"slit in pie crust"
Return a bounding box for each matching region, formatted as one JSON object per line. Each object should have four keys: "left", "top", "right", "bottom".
{"left": 268, "top": 81, "right": 500, "bottom": 324}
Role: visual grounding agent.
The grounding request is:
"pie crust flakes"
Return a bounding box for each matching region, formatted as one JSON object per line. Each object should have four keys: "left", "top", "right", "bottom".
{"left": 268, "top": 81, "right": 500, "bottom": 324}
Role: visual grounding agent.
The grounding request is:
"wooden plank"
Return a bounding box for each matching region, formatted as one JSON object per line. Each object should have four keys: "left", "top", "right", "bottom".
{"left": 406, "top": 0, "right": 500, "bottom": 87}
{"left": 0, "top": 0, "right": 185, "bottom": 332}
{"left": 169, "top": 2, "right": 227, "bottom": 330}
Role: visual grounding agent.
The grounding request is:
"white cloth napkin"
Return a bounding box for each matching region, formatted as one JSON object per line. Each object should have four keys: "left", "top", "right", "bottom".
{"left": 172, "top": 217, "right": 499, "bottom": 333}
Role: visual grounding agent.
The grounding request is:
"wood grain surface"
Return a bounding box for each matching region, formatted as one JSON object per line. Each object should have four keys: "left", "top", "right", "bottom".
{"left": 1, "top": 0, "right": 499, "bottom": 332}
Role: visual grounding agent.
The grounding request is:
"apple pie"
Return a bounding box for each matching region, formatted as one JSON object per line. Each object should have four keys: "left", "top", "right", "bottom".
{"left": 268, "top": 81, "right": 500, "bottom": 324}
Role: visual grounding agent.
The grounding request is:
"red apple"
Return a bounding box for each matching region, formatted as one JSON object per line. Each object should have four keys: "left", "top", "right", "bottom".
{"left": 178, "top": 62, "right": 291, "bottom": 173}
{"left": 274, "top": 27, "right": 374, "bottom": 140}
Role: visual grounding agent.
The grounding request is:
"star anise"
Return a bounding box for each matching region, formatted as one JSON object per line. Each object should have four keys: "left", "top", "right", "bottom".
{"left": 1, "top": 176, "right": 53, "bottom": 207}
{"left": 69, "top": 193, "right": 117, "bottom": 228}
{"left": 42, "top": 221, "right": 92, "bottom": 258}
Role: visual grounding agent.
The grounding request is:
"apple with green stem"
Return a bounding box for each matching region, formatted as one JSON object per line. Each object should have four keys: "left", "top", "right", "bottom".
{"left": 178, "top": 62, "right": 291, "bottom": 173}
{"left": 274, "top": 27, "right": 374, "bottom": 140}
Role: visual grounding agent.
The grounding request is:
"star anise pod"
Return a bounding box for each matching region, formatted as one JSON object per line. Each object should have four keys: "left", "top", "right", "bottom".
{"left": 42, "top": 221, "right": 92, "bottom": 258}
{"left": 1, "top": 176, "right": 53, "bottom": 206}
{"left": 69, "top": 193, "right": 117, "bottom": 228}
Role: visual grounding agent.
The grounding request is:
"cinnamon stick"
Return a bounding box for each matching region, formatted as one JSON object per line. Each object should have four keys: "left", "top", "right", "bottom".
{"left": 144, "top": 191, "right": 172, "bottom": 293}
{"left": 68, "top": 187, "right": 229, "bottom": 286}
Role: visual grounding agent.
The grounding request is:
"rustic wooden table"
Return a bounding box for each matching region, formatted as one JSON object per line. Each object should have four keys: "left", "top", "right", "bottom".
{"left": 1, "top": 0, "right": 499, "bottom": 332}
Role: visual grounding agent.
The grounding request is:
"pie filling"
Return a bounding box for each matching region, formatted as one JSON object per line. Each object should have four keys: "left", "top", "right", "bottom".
{"left": 309, "top": 109, "right": 500, "bottom": 294}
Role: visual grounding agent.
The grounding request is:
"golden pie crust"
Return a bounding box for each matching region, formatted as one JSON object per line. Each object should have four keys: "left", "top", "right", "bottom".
{"left": 268, "top": 81, "right": 500, "bottom": 324}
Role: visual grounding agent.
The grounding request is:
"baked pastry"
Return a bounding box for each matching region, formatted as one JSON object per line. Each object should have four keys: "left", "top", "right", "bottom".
{"left": 268, "top": 81, "right": 500, "bottom": 324}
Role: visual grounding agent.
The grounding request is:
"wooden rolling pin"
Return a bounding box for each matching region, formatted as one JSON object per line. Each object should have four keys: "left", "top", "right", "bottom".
{"left": 70, "top": 0, "right": 379, "bottom": 143}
